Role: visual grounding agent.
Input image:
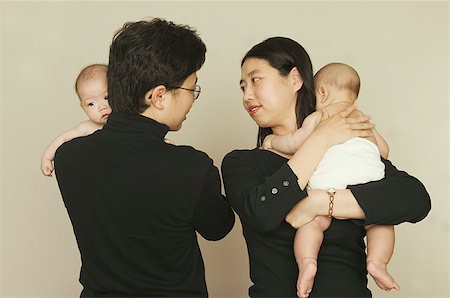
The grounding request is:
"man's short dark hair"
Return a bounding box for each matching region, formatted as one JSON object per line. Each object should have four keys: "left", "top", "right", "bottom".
{"left": 108, "top": 18, "right": 206, "bottom": 113}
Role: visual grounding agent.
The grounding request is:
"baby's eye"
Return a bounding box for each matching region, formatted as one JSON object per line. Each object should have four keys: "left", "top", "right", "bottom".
{"left": 251, "top": 77, "right": 261, "bottom": 83}
{"left": 87, "top": 102, "right": 94, "bottom": 107}
{"left": 240, "top": 85, "right": 246, "bottom": 93}
{"left": 104, "top": 95, "right": 109, "bottom": 100}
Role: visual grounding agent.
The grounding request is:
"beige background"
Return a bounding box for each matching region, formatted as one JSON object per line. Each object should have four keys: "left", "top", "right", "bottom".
{"left": 1, "top": 1, "right": 449, "bottom": 297}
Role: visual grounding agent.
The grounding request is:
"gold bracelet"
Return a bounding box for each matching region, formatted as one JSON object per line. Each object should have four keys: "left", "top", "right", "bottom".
{"left": 327, "top": 188, "right": 336, "bottom": 218}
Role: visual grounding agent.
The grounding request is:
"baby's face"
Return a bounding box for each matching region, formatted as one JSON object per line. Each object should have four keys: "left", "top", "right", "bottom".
{"left": 78, "top": 75, "right": 111, "bottom": 125}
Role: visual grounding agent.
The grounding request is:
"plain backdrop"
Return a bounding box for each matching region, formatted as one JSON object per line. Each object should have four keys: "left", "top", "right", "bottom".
{"left": 1, "top": 1, "right": 449, "bottom": 297}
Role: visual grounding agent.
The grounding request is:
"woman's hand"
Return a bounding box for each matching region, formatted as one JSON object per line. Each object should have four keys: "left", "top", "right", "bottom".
{"left": 286, "top": 189, "right": 366, "bottom": 229}
{"left": 314, "top": 104, "right": 375, "bottom": 148}
{"left": 287, "top": 105, "right": 375, "bottom": 190}
{"left": 285, "top": 190, "right": 322, "bottom": 229}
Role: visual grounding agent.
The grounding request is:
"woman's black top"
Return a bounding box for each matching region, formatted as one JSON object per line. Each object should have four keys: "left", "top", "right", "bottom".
{"left": 55, "top": 112, "right": 235, "bottom": 297}
{"left": 221, "top": 148, "right": 430, "bottom": 297}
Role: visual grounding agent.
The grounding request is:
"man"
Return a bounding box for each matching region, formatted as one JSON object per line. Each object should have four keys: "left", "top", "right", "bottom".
{"left": 55, "top": 18, "right": 235, "bottom": 297}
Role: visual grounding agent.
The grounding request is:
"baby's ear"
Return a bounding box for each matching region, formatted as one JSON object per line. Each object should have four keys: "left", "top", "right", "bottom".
{"left": 318, "top": 85, "right": 329, "bottom": 102}
{"left": 315, "top": 85, "right": 330, "bottom": 110}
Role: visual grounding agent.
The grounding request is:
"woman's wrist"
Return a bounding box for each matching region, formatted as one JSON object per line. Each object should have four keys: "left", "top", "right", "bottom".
{"left": 287, "top": 134, "right": 329, "bottom": 189}
{"left": 308, "top": 128, "right": 333, "bottom": 151}
{"left": 306, "top": 189, "right": 329, "bottom": 217}
{"left": 315, "top": 189, "right": 366, "bottom": 220}
{"left": 326, "top": 188, "right": 336, "bottom": 218}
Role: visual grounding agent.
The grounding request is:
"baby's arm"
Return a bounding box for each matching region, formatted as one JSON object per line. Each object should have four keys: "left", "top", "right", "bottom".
{"left": 373, "top": 129, "right": 389, "bottom": 159}
{"left": 40, "top": 120, "right": 102, "bottom": 176}
{"left": 349, "top": 109, "right": 389, "bottom": 158}
{"left": 263, "top": 111, "right": 321, "bottom": 155}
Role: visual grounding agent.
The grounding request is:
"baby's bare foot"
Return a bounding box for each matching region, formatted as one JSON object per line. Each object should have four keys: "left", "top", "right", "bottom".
{"left": 367, "top": 259, "right": 400, "bottom": 291}
{"left": 297, "top": 258, "right": 317, "bottom": 298}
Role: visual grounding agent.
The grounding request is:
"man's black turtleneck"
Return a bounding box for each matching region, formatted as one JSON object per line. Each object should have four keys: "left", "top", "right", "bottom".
{"left": 55, "top": 112, "right": 235, "bottom": 297}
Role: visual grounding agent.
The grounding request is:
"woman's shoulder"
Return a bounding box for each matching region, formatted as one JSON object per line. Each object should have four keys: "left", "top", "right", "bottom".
{"left": 222, "top": 148, "right": 287, "bottom": 170}
{"left": 223, "top": 147, "right": 275, "bottom": 161}
{"left": 224, "top": 148, "right": 257, "bottom": 158}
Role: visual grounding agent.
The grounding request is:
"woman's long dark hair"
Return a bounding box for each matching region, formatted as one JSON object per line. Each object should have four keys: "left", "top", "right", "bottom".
{"left": 241, "top": 37, "right": 316, "bottom": 147}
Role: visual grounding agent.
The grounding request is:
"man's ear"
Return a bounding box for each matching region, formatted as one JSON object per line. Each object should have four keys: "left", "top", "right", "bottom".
{"left": 290, "top": 67, "right": 303, "bottom": 92}
{"left": 144, "top": 85, "right": 167, "bottom": 110}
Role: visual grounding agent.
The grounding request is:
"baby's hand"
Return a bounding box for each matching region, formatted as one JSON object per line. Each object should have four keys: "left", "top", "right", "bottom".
{"left": 262, "top": 134, "right": 276, "bottom": 149}
{"left": 164, "top": 138, "right": 175, "bottom": 145}
{"left": 41, "top": 159, "right": 54, "bottom": 177}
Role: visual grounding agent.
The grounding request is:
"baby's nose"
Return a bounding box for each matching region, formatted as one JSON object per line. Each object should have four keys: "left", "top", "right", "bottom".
{"left": 99, "top": 102, "right": 109, "bottom": 110}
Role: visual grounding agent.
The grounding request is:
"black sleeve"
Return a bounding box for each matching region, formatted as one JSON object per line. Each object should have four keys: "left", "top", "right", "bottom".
{"left": 192, "top": 164, "right": 235, "bottom": 241}
{"left": 54, "top": 143, "right": 82, "bottom": 209}
{"left": 349, "top": 158, "right": 431, "bottom": 225}
{"left": 221, "top": 151, "right": 307, "bottom": 233}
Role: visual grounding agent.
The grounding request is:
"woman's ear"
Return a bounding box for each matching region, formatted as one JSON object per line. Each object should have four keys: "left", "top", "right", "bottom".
{"left": 290, "top": 67, "right": 303, "bottom": 91}
{"left": 144, "top": 85, "right": 167, "bottom": 110}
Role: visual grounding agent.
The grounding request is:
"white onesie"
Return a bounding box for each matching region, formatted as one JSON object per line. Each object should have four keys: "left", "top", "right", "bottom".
{"left": 308, "top": 137, "right": 385, "bottom": 190}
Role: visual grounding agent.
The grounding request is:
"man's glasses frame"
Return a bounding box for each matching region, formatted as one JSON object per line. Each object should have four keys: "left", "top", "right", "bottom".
{"left": 171, "top": 85, "right": 201, "bottom": 100}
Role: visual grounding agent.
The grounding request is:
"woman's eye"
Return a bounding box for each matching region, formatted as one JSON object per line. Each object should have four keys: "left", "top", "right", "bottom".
{"left": 104, "top": 95, "right": 109, "bottom": 100}
{"left": 240, "top": 86, "right": 246, "bottom": 93}
{"left": 252, "top": 77, "right": 261, "bottom": 83}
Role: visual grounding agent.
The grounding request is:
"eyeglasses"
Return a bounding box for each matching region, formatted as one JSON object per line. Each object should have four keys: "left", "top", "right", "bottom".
{"left": 171, "top": 84, "right": 201, "bottom": 100}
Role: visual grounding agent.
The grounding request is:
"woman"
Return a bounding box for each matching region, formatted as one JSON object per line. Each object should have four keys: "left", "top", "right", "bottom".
{"left": 221, "top": 37, "right": 430, "bottom": 297}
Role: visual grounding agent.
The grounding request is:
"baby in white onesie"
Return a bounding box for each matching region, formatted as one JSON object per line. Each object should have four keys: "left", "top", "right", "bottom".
{"left": 263, "top": 62, "right": 399, "bottom": 298}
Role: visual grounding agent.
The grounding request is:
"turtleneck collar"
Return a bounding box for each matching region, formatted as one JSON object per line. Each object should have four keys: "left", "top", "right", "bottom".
{"left": 103, "top": 112, "right": 170, "bottom": 140}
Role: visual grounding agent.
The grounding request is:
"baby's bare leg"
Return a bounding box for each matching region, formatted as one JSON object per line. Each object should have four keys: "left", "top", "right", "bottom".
{"left": 294, "top": 215, "right": 331, "bottom": 298}
{"left": 366, "top": 225, "right": 400, "bottom": 291}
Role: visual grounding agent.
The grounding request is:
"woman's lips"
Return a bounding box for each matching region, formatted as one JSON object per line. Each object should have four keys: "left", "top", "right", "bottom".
{"left": 248, "top": 105, "right": 261, "bottom": 116}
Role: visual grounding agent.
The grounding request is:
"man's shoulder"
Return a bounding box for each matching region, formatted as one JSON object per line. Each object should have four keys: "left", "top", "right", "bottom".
{"left": 170, "top": 144, "right": 214, "bottom": 165}
{"left": 55, "top": 132, "right": 98, "bottom": 159}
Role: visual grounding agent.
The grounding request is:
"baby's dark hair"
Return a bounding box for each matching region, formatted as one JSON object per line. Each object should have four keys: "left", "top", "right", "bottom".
{"left": 314, "top": 62, "right": 361, "bottom": 97}
{"left": 74, "top": 64, "right": 108, "bottom": 99}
